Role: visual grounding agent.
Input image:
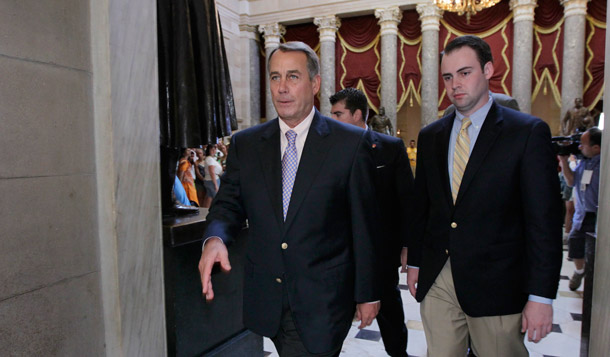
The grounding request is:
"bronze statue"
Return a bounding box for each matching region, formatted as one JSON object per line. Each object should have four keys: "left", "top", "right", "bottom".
{"left": 561, "top": 98, "right": 593, "bottom": 135}
{"left": 367, "top": 107, "right": 393, "bottom": 136}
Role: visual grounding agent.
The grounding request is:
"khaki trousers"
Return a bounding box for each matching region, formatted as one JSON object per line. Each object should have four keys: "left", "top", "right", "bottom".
{"left": 420, "top": 259, "right": 528, "bottom": 357}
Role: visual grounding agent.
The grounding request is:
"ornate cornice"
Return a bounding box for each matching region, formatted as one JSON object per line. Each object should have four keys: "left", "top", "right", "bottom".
{"left": 239, "top": 24, "right": 259, "bottom": 40}
{"left": 561, "top": 0, "right": 590, "bottom": 18}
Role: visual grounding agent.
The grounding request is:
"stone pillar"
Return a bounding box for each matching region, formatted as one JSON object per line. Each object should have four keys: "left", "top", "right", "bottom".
{"left": 375, "top": 7, "right": 402, "bottom": 135}
{"left": 259, "top": 23, "right": 285, "bottom": 121}
{"left": 239, "top": 24, "right": 261, "bottom": 127}
{"left": 314, "top": 15, "right": 341, "bottom": 116}
{"left": 510, "top": 0, "right": 537, "bottom": 113}
{"left": 560, "top": 0, "right": 589, "bottom": 119}
{"left": 417, "top": 3, "right": 443, "bottom": 126}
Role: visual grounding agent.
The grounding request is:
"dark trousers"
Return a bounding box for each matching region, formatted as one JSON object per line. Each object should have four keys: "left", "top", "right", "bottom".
{"left": 376, "top": 267, "right": 408, "bottom": 357}
{"left": 271, "top": 292, "right": 342, "bottom": 357}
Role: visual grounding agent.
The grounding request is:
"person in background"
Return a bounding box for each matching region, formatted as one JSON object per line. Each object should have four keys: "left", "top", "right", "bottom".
{"left": 177, "top": 148, "right": 199, "bottom": 206}
{"left": 203, "top": 145, "right": 223, "bottom": 207}
{"left": 194, "top": 148, "right": 207, "bottom": 207}
{"left": 406, "top": 140, "right": 417, "bottom": 175}
{"left": 558, "top": 127, "right": 602, "bottom": 291}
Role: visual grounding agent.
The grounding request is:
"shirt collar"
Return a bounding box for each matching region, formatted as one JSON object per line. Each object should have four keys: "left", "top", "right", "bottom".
{"left": 454, "top": 92, "right": 493, "bottom": 129}
{"left": 278, "top": 106, "right": 315, "bottom": 137}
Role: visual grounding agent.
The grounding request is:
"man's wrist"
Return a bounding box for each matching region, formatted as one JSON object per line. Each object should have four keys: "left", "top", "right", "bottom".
{"left": 202, "top": 236, "right": 224, "bottom": 252}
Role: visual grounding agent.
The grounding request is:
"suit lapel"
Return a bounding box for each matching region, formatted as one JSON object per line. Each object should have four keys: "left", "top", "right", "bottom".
{"left": 435, "top": 115, "right": 454, "bottom": 208}
{"left": 258, "top": 120, "right": 284, "bottom": 226}
{"left": 455, "top": 103, "right": 503, "bottom": 204}
{"left": 283, "top": 111, "right": 332, "bottom": 230}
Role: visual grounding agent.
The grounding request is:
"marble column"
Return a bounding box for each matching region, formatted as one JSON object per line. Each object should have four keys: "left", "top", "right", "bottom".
{"left": 417, "top": 3, "right": 443, "bottom": 126}
{"left": 510, "top": 0, "right": 537, "bottom": 113}
{"left": 314, "top": 15, "right": 341, "bottom": 116}
{"left": 560, "top": 0, "right": 589, "bottom": 119}
{"left": 375, "top": 6, "right": 402, "bottom": 135}
{"left": 259, "top": 23, "right": 285, "bottom": 121}
{"left": 239, "top": 24, "right": 261, "bottom": 127}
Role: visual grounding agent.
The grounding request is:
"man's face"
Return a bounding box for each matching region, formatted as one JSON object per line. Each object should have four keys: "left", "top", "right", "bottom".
{"left": 579, "top": 132, "right": 600, "bottom": 158}
{"left": 269, "top": 50, "right": 320, "bottom": 127}
{"left": 409, "top": 141, "right": 416, "bottom": 148}
{"left": 575, "top": 98, "right": 583, "bottom": 108}
{"left": 331, "top": 100, "right": 364, "bottom": 128}
{"left": 441, "top": 46, "right": 494, "bottom": 117}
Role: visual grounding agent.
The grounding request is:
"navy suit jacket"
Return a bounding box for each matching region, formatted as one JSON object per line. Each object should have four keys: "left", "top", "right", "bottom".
{"left": 204, "top": 110, "right": 382, "bottom": 353}
{"left": 366, "top": 130, "right": 414, "bottom": 269}
{"left": 407, "top": 103, "right": 563, "bottom": 317}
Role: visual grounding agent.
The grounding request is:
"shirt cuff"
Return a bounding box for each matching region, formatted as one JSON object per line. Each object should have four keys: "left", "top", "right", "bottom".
{"left": 528, "top": 295, "right": 553, "bottom": 305}
{"left": 407, "top": 266, "right": 419, "bottom": 269}
{"left": 202, "top": 236, "right": 224, "bottom": 251}
{"left": 363, "top": 301, "right": 380, "bottom": 304}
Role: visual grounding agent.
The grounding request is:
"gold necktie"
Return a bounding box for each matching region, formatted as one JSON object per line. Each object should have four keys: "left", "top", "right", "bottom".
{"left": 452, "top": 117, "right": 471, "bottom": 202}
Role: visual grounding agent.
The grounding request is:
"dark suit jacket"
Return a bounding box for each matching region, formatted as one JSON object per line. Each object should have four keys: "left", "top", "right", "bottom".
{"left": 366, "top": 130, "right": 414, "bottom": 270}
{"left": 204, "top": 110, "right": 382, "bottom": 353}
{"left": 407, "top": 103, "right": 562, "bottom": 317}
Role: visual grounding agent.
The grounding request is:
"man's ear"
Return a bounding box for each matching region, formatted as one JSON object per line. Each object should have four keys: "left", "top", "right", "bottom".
{"left": 483, "top": 61, "right": 494, "bottom": 80}
{"left": 354, "top": 109, "right": 365, "bottom": 123}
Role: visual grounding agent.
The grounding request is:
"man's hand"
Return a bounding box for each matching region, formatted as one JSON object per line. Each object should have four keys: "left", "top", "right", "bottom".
{"left": 406, "top": 267, "right": 419, "bottom": 298}
{"left": 521, "top": 300, "right": 553, "bottom": 343}
{"left": 198, "top": 238, "right": 232, "bottom": 301}
{"left": 400, "top": 247, "right": 408, "bottom": 273}
{"left": 355, "top": 302, "right": 380, "bottom": 329}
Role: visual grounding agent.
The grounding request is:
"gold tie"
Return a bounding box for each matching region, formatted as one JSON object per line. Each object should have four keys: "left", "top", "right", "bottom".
{"left": 452, "top": 117, "right": 471, "bottom": 202}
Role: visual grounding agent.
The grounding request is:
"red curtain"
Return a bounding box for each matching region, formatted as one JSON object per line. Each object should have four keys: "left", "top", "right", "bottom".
{"left": 336, "top": 15, "right": 382, "bottom": 111}
{"left": 398, "top": 10, "right": 422, "bottom": 112}
{"left": 584, "top": 0, "right": 606, "bottom": 109}
{"left": 438, "top": 0, "right": 514, "bottom": 111}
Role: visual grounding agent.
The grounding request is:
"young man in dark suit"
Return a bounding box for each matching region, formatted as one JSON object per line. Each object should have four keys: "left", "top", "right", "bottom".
{"left": 406, "top": 35, "right": 562, "bottom": 356}
{"left": 330, "top": 88, "right": 414, "bottom": 357}
{"left": 198, "top": 42, "right": 382, "bottom": 356}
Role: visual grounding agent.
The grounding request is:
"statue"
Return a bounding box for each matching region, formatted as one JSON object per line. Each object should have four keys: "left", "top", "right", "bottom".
{"left": 367, "top": 107, "right": 394, "bottom": 136}
{"left": 561, "top": 98, "right": 593, "bottom": 136}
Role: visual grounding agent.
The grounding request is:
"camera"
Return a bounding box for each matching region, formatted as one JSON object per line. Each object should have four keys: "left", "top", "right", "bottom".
{"left": 551, "top": 133, "right": 581, "bottom": 156}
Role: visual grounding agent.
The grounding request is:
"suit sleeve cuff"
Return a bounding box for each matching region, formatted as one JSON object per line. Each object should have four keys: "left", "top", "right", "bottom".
{"left": 528, "top": 295, "right": 553, "bottom": 305}
{"left": 202, "top": 236, "right": 224, "bottom": 251}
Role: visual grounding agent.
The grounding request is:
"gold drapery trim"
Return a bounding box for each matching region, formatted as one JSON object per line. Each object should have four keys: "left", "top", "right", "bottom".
{"left": 397, "top": 35, "right": 423, "bottom": 111}
{"left": 337, "top": 32, "right": 381, "bottom": 112}
{"left": 584, "top": 15, "right": 605, "bottom": 110}
{"left": 532, "top": 22, "right": 563, "bottom": 108}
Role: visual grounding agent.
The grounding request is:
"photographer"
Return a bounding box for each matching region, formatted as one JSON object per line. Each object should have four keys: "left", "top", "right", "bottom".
{"left": 558, "top": 127, "right": 602, "bottom": 291}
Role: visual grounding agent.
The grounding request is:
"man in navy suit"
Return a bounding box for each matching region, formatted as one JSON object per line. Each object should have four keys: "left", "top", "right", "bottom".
{"left": 406, "top": 35, "right": 562, "bottom": 356}
{"left": 330, "top": 88, "right": 413, "bottom": 357}
{"left": 198, "top": 42, "right": 382, "bottom": 356}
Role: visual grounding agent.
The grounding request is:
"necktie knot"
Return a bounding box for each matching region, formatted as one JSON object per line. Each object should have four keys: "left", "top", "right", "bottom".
{"left": 460, "top": 117, "right": 472, "bottom": 131}
{"left": 286, "top": 130, "right": 297, "bottom": 145}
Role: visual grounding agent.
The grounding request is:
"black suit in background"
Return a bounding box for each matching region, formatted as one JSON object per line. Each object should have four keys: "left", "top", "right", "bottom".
{"left": 366, "top": 130, "right": 414, "bottom": 357}
{"left": 408, "top": 102, "right": 562, "bottom": 316}
{"left": 204, "top": 110, "right": 382, "bottom": 354}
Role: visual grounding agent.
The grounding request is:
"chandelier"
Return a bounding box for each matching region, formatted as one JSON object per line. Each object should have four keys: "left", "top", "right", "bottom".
{"left": 435, "top": 0, "right": 502, "bottom": 23}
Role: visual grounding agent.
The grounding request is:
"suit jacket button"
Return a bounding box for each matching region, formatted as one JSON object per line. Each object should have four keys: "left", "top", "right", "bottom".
{"left": 451, "top": 222, "right": 458, "bottom": 228}
{"left": 276, "top": 278, "right": 282, "bottom": 283}
{"left": 445, "top": 249, "right": 449, "bottom": 255}
{"left": 281, "top": 243, "right": 288, "bottom": 250}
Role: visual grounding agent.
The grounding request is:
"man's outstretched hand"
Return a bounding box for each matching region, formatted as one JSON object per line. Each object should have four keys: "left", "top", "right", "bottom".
{"left": 198, "top": 238, "right": 232, "bottom": 301}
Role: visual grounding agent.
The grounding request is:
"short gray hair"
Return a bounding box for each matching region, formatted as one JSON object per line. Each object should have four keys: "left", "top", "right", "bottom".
{"left": 267, "top": 41, "right": 320, "bottom": 80}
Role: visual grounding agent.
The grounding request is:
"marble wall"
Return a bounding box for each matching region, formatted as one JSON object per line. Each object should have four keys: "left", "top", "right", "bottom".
{"left": 0, "top": 0, "right": 104, "bottom": 354}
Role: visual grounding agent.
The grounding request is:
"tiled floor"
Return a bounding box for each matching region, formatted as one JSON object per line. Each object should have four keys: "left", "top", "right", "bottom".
{"left": 264, "top": 250, "right": 584, "bottom": 356}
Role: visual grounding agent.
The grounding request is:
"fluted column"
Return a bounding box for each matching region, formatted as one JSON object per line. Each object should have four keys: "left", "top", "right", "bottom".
{"left": 314, "top": 16, "right": 341, "bottom": 116}
{"left": 560, "top": 0, "right": 589, "bottom": 119}
{"left": 510, "top": 0, "right": 537, "bottom": 113}
{"left": 239, "top": 24, "right": 261, "bottom": 127}
{"left": 375, "top": 7, "right": 402, "bottom": 135}
{"left": 259, "top": 23, "right": 285, "bottom": 120}
{"left": 417, "top": 3, "right": 443, "bottom": 126}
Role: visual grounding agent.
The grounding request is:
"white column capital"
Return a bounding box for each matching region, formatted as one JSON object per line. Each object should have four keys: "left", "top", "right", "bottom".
{"left": 314, "top": 16, "right": 341, "bottom": 43}
{"left": 416, "top": 3, "right": 443, "bottom": 32}
{"left": 561, "top": 0, "right": 590, "bottom": 18}
{"left": 375, "top": 6, "right": 402, "bottom": 36}
{"left": 259, "top": 23, "right": 286, "bottom": 49}
{"left": 510, "top": 0, "right": 537, "bottom": 22}
{"left": 239, "top": 24, "right": 259, "bottom": 40}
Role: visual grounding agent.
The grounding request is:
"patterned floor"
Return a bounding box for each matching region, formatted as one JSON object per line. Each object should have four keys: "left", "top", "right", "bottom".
{"left": 264, "top": 250, "right": 584, "bottom": 356}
